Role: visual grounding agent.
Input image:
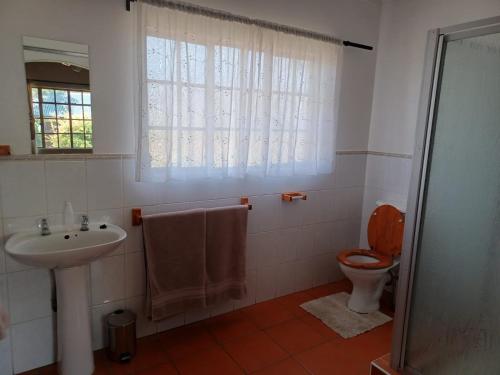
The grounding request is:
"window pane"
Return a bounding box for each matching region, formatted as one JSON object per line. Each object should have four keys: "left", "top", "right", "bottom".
{"left": 83, "top": 106, "right": 92, "bottom": 119}
{"left": 180, "top": 42, "right": 206, "bottom": 84}
{"left": 34, "top": 119, "right": 41, "bottom": 133}
{"left": 71, "top": 105, "right": 83, "bottom": 119}
{"left": 215, "top": 46, "right": 240, "bottom": 88}
{"left": 42, "top": 89, "right": 55, "bottom": 102}
{"left": 32, "top": 102, "right": 40, "bottom": 117}
{"left": 180, "top": 87, "right": 205, "bottom": 128}
{"left": 72, "top": 120, "right": 84, "bottom": 133}
{"left": 43, "top": 119, "right": 58, "bottom": 133}
{"left": 59, "top": 134, "right": 71, "bottom": 148}
{"left": 55, "top": 90, "right": 68, "bottom": 103}
{"left": 31, "top": 88, "right": 39, "bottom": 102}
{"left": 70, "top": 91, "right": 82, "bottom": 104}
{"left": 179, "top": 130, "right": 205, "bottom": 167}
{"left": 56, "top": 104, "right": 69, "bottom": 119}
{"left": 85, "top": 133, "right": 93, "bottom": 148}
{"left": 147, "top": 36, "right": 167, "bottom": 81}
{"left": 35, "top": 134, "right": 43, "bottom": 148}
{"left": 148, "top": 82, "right": 168, "bottom": 128}
{"left": 84, "top": 120, "right": 92, "bottom": 134}
{"left": 42, "top": 103, "right": 56, "bottom": 118}
{"left": 44, "top": 134, "right": 58, "bottom": 148}
{"left": 57, "top": 119, "right": 71, "bottom": 133}
{"left": 72, "top": 133, "right": 85, "bottom": 148}
{"left": 82, "top": 92, "right": 91, "bottom": 105}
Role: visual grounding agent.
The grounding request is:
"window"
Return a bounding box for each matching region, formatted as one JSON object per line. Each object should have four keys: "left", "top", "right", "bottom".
{"left": 29, "top": 85, "right": 93, "bottom": 152}
{"left": 136, "top": 4, "right": 341, "bottom": 181}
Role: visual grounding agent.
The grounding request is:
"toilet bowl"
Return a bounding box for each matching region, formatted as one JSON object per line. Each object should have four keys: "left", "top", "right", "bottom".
{"left": 337, "top": 204, "right": 404, "bottom": 313}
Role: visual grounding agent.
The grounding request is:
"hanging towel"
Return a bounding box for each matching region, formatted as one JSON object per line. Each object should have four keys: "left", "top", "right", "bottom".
{"left": 0, "top": 304, "right": 9, "bottom": 340}
{"left": 142, "top": 209, "right": 207, "bottom": 321}
{"left": 205, "top": 205, "right": 248, "bottom": 305}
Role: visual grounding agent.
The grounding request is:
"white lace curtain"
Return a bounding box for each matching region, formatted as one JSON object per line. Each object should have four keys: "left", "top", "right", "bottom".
{"left": 136, "top": 2, "right": 342, "bottom": 181}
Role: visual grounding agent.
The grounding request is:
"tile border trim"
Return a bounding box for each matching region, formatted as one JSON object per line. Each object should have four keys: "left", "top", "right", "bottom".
{"left": 0, "top": 150, "right": 413, "bottom": 161}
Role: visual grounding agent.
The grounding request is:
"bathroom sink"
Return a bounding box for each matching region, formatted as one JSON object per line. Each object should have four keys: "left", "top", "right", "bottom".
{"left": 5, "top": 223, "right": 127, "bottom": 269}
{"left": 5, "top": 222, "right": 127, "bottom": 375}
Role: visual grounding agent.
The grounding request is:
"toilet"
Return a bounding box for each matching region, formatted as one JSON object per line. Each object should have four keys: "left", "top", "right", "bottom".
{"left": 337, "top": 204, "right": 404, "bottom": 313}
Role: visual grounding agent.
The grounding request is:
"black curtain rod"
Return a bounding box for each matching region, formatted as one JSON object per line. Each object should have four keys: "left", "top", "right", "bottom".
{"left": 125, "top": 0, "right": 373, "bottom": 51}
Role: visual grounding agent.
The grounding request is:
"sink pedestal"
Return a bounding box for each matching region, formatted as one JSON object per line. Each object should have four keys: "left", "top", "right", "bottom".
{"left": 55, "top": 265, "right": 94, "bottom": 375}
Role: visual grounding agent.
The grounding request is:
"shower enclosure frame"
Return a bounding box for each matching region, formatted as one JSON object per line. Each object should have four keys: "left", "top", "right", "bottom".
{"left": 390, "top": 15, "right": 500, "bottom": 373}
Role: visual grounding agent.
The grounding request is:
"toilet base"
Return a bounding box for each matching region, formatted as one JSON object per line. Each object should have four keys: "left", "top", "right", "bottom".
{"left": 339, "top": 263, "right": 391, "bottom": 314}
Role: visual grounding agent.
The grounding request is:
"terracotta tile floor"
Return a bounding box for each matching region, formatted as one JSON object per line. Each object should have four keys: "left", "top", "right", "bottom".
{"left": 21, "top": 279, "right": 394, "bottom": 375}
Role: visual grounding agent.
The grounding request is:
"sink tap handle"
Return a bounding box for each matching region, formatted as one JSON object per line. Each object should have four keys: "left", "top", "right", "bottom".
{"left": 80, "top": 215, "right": 89, "bottom": 231}
{"left": 39, "top": 218, "right": 51, "bottom": 236}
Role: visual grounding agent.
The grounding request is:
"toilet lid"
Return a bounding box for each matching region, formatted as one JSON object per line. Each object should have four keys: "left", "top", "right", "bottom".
{"left": 367, "top": 204, "right": 405, "bottom": 256}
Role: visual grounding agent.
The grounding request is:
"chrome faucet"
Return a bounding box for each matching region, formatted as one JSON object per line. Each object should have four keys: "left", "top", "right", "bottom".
{"left": 40, "top": 218, "right": 51, "bottom": 236}
{"left": 80, "top": 215, "right": 89, "bottom": 231}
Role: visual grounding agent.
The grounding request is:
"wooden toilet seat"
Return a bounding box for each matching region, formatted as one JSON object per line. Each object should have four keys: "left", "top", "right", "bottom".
{"left": 337, "top": 204, "right": 404, "bottom": 270}
{"left": 337, "top": 249, "right": 393, "bottom": 269}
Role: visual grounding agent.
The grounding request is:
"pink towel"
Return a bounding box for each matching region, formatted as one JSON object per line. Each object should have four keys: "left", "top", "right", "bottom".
{"left": 142, "top": 209, "right": 207, "bottom": 321}
{"left": 205, "top": 205, "right": 248, "bottom": 305}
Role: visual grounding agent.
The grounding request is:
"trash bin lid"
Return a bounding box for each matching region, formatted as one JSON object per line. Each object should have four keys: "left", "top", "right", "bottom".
{"left": 107, "top": 309, "right": 136, "bottom": 327}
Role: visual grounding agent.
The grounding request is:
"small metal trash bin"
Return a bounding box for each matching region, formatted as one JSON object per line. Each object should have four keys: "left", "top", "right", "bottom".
{"left": 106, "top": 309, "right": 137, "bottom": 363}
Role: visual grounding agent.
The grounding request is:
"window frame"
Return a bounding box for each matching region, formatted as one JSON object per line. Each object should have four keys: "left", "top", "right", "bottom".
{"left": 145, "top": 36, "right": 317, "bottom": 172}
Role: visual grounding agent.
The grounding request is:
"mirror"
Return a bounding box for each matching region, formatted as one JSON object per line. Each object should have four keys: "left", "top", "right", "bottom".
{"left": 23, "top": 37, "right": 93, "bottom": 153}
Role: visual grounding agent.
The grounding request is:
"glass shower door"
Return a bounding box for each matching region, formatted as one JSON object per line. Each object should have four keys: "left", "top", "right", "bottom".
{"left": 404, "top": 31, "right": 500, "bottom": 374}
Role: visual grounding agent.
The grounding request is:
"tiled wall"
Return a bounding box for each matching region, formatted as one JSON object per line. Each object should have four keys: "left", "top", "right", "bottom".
{"left": 0, "top": 153, "right": 365, "bottom": 374}
{"left": 359, "top": 153, "right": 413, "bottom": 248}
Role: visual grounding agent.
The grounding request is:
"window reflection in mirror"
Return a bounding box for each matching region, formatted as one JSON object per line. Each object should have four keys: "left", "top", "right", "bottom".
{"left": 23, "top": 37, "right": 93, "bottom": 154}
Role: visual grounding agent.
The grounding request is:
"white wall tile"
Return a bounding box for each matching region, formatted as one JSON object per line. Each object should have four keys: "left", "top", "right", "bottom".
{"left": 0, "top": 220, "right": 5, "bottom": 274}
{"left": 302, "top": 191, "right": 325, "bottom": 226}
{"left": 0, "top": 333, "right": 12, "bottom": 375}
{"left": 87, "top": 159, "right": 123, "bottom": 210}
{"left": 8, "top": 269, "right": 52, "bottom": 324}
{"left": 90, "top": 255, "right": 125, "bottom": 305}
{"left": 247, "top": 194, "right": 281, "bottom": 233}
{"left": 255, "top": 266, "right": 276, "bottom": 302}
{"left": 12, "top": 316, "right": 55, "bottom": 373}
{"left": 210, "top": 301, "right": 234, "bottom": 317}
{"left": 125, "top": 296, "right": 157, "bottom": 338}
{"left": 122, "top": 212, "right": 144, "bottom": 253}
{"left": 0, "top": 274, "right": 10, "bottom": 375}
{"left": 294, "top": 258, "right": 315, "bottom": 291}
{"left": 277, "top": 198, "right": 304, "bottom": 228}
{"left": 184, "top": 307, "right": 211, "bottom": 325}
{"left": 312, "top": 254, "right": 336, "bottom": 287}
{"left": 0, "top": 275, "right": 7, "bottom": 309}
{"left": 125, "top": 252, "right": 146, "bottom": 298}
{"left": 253, "top": 232, "right": 278, "bottom": 267}
{"left": 313, "top": 222, "right": 334, "bottom": 255}
{"left": 122, "top": 159, "right": 159, "bottom": 207}
{"left": 156, "top": 313, "right": 185, "bottom": 333}
{"left": 245, "top": 234, "right": 258, "bottom": 271}
{"left": 275, "top": 228, "right": 299, "bottom": 264}
{"left": 295, "top": 225, "right": 315, "bottom": 260}
{"left": 91, "top": 300, "right": 125, "bottom": 350}
{"left": 275, "top": 262, "right": 297, "bottom": 297}
{"left": 335, "top": 154, "right": 367, "bottom": 188}
{"left": 234, "top": 269, "right": 256, "bottom": 309}
{"left": 0, "top": 161, "right": 46, "bottom": 218}
{"left": 45, "top": 161, "right": 87, "bottom": 213}
{"left": 0, "top": 153, "right": 373, "bottom": 368}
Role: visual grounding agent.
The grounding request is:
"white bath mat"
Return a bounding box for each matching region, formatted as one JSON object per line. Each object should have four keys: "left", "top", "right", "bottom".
{"left": 300, "top": 292, "right": 392, "bottom": 339}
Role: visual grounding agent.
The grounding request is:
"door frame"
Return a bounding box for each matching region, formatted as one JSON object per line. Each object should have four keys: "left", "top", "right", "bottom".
{"left": 390, "top": 15, "right": 500, "bottom": 373}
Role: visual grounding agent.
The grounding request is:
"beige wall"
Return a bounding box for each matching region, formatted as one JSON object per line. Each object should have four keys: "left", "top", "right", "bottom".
{"left": 368, "top": 0, "right": 500, "bottom": 155}
{"left": 0, "top": 0, "right": 381, "bottom": 155}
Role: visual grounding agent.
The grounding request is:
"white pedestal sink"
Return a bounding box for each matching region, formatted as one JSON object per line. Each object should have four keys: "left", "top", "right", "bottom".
{"left": 5, "top": 223, "right": 127, "bottom": 375}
